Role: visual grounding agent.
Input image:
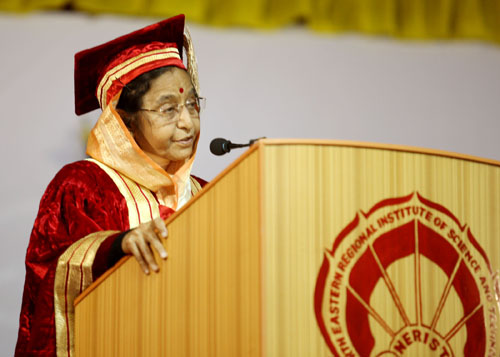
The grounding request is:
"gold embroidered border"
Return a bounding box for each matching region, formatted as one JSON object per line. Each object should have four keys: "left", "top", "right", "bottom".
{"left": 97, "top": 48, "right": 180, "bottom": 108}
{"left": 54, "top": 230, "right": 118, "bottom": 357}
{"left": 87, "top": 159, "right": 160, "bottom": 228}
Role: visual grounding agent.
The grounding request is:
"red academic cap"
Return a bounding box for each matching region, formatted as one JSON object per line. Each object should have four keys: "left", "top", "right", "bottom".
{"left": 74, "top": 14, "right": 186, "bottom": 115}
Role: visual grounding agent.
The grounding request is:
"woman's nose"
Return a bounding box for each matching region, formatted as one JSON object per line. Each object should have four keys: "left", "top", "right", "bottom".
{"left": 177, "top": 106, "right": 194, "bottom": 130}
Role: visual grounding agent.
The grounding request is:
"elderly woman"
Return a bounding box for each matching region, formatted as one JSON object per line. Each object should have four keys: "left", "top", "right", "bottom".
{"left": 15, "top": 15, "right": 206, "bottom": 356}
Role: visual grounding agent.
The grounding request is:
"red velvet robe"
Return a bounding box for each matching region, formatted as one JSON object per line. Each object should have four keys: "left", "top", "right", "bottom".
{"left": 15, "top": 160, "right": 206, "bottom": 356}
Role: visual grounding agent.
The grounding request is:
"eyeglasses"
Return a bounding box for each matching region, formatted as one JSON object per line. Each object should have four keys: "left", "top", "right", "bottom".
{"left": 139, "top": 97, "right": 206, "bottom": 124}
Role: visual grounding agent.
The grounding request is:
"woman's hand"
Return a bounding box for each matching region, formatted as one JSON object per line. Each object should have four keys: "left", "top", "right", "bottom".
{"left": 121, "top": 217, "right": 168, "bottom": 275}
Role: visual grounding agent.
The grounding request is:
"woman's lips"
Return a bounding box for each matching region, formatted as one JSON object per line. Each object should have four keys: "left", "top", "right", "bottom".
{"left": 174, "top": 136, "right": 194, "bottom": 147}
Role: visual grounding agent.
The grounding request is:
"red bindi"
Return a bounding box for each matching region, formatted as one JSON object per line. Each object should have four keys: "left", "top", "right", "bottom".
{"left": 179, "top": 87, "right": 184, "bottom": 93}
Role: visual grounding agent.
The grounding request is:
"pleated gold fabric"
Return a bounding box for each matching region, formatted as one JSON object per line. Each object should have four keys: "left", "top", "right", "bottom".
{"left": 2, "top": 0, "right": 499, "bottom": 44}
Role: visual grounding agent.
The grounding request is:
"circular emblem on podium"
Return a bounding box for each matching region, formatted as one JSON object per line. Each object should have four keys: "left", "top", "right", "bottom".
{"left": 314, "top": 193, "right": 499, "bottom": 356}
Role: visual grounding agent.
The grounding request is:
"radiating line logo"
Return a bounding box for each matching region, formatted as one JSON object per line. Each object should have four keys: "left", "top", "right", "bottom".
{"left": 314, "top": 193, "right": 499, "bottom": 356}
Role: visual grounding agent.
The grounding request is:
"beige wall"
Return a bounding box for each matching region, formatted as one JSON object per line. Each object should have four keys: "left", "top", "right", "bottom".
{"left": 1, "top": 11, "right": 499, "bottom": 353}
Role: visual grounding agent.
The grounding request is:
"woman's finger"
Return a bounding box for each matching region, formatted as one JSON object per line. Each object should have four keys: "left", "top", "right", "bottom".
{"left": 150, "top": 235, "right": 168, "bottom": 260}
{"left": 137, "top": 233, "right": 159, "bottom": 272}
{"left": 129, "top": 240, "right": 150, "bottom": 275}
{"left": 151, "top": 219, "right": 168, "bottom": 259}
{"left": 152, "top": 217, "right": 168, "bottom": 239}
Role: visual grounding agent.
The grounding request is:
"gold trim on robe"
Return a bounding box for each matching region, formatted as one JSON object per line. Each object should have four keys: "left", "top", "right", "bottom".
{"left": 190, "top": 175, "right": 202, "bottom": 195}
{"left": 87, "top": 158, "right": 161, "bottom": 228}
{"left": 54, "top": 231, "right": 118, "bottom": 357}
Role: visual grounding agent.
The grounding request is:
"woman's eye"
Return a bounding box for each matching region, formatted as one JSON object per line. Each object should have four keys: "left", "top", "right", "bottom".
{"left": 161, "top": 105, "right": 176, "bottom": 113}
{"left": 186, "top": 99, "right": 199, "bottom": 110}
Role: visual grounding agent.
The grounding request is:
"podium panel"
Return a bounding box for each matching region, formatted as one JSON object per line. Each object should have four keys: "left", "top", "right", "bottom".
{"left": 75, "top": 150, "right": 262, "bottom": 356}
{"left": 75, "top": 140, "right": 500, "bottom": 357}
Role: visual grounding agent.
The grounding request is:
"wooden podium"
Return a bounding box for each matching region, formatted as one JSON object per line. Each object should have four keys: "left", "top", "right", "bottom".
{"left": 75, "top": 139, "right": 500, "bottom": 356}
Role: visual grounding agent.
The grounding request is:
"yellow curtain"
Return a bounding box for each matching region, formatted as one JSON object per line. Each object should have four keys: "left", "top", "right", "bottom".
{"left": 2, "top": 0, "right": 499, "bottom": 44}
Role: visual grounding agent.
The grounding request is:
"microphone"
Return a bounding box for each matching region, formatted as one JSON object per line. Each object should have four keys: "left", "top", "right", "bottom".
{"left": 210, "top": 137, "right": 265, "bottom": 156}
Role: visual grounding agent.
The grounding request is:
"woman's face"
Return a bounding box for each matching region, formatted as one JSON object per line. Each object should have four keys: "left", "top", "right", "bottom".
{"left": 131, "top": 67, "right": 200, "bottom": 170}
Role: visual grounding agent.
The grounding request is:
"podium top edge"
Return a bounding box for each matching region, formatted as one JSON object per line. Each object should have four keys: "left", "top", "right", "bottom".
{"left": 256, "top": 138, "right": 500, "bottom": 167}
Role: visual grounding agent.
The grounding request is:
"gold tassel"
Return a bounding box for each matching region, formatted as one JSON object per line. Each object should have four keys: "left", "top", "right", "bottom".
{"left": 183, "top": 25, "right": 201, "bottom": 96}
